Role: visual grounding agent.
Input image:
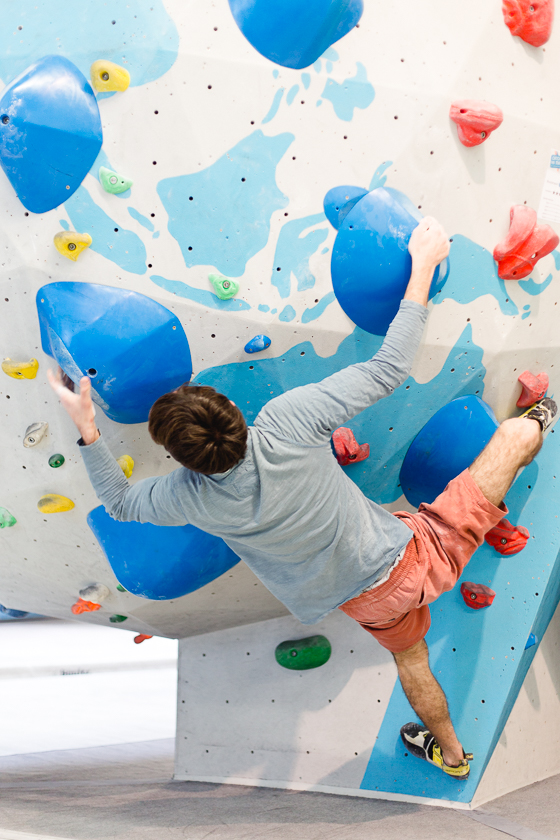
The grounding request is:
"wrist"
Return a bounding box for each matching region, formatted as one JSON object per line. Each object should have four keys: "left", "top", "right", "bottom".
{"left": 80, "top": 425, "right": 100, "bottom": 446}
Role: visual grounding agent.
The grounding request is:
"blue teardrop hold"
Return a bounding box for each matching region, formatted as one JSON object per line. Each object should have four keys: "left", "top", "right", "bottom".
{"left": 0, "top": 55, "right": 102, "bottom": 213}
{"left": 244, "top": 334, "right": 272, "bottom": 354}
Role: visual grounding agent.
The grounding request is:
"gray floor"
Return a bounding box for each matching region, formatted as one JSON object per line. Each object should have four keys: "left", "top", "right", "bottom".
{"left": 0, "top": 739, "right": 557, "bottom": 840}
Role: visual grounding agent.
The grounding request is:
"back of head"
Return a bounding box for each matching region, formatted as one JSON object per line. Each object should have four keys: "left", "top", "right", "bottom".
{"left": 148, "top": 384, "right": 248, "bottom": 474}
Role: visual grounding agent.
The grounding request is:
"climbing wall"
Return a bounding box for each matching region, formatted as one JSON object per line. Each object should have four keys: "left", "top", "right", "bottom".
{"left": 1, "top": 0, "right": 560, "bottom": 807}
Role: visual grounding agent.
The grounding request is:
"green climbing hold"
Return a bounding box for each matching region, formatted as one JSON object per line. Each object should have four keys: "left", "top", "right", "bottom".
{"left": 48, "top": 453, "right": 65, "bottom": 468}
{"left": 209, "top": 273, "right": 239, "bottom": 300}
{"left": 99, "top": 166, "right": 133, "bottom": 195}
{"left": 275, "top": 635, "right": 332, "bottom": 671}
{"left": 109, "top": 614, "right": 128, "bottom": 623}
{"left": 116, "top": 584, "right": 126, "bottom": 592}
{"left": 0, "top": 507, "right": 16, "bottom": 528}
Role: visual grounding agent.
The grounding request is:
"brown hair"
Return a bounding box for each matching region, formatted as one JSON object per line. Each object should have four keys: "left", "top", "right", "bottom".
{"left": 148, "top": 384, "right": 248, "bottom": 474}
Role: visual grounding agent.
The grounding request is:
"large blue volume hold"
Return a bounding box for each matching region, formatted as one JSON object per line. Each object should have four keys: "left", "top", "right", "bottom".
{"left": 399, "top": 395, "right": 499, "bottom": 509}
{"left": 0, "top": 56, "right": 102, "bottom": 214}
{"left": 329, "top": 186, "right": 449, "bottom": 336}
{"left": 88, "top": 506, "right": 240, "bottom": 600}
{"left": 36, "top": 283, "right": 192, "bottom": 424}
{"left": 228, "top": 0, "right": 363, "bottom": 69}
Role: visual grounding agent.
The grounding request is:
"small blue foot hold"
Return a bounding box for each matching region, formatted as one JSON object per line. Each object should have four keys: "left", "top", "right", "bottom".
{"left": 525, "top": 632, "right": 538, "bottom": 650}
{"left": 244, "top": 334, "right": 271, "bottom": 354}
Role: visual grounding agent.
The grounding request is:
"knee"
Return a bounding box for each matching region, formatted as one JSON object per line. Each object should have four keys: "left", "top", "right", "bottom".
{"left": 498, "top": 417, "right": 542, "bottom": 455}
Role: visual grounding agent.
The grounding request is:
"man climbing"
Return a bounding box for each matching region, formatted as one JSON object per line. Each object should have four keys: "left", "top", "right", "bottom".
{"left": 48, "top": 217, "right": 556, "bottom": 782}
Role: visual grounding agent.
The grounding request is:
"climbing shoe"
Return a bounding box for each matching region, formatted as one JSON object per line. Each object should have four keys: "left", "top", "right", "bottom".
{"left": 400, "top": 723, "right": 473, "bottom": 780}
{"left": 519, "top": 397, "right": 557, "bottom": 432}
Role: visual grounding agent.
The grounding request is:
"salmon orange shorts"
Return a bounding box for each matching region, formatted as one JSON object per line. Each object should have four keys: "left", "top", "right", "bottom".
{"left": 338, "top": 469, "right": 506, "bottom": 654}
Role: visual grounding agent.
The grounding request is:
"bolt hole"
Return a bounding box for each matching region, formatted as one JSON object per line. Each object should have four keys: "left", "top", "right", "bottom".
{"left": 1, "top": 115, "right": 9, "bottom": 125}
{"left": 87, "top": 368, "right": 98, "bottom": 377}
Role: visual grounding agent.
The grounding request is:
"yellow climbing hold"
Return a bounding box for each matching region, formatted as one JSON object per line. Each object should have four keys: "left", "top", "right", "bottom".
{"left": 117, "top": 455, "right": 134, "bottom": 478}
{"left": 37, "top": 494, "right": 75, "bottom": 514}
{"left": 2, "top": 358, "right": 39, "bottom": 379}
{"left": 54, "top": 230, "right": 92, "bottom": 261}
{"left": 90, "top": 60, "right": 130, "bottom": 92}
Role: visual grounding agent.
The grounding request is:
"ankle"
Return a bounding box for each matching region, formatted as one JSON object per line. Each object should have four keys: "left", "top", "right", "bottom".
{"left": 442, "top": 747, "right": 464, "bottom": 767}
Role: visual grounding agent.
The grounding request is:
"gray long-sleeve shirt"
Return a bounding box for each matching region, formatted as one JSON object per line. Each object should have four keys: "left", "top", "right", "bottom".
{"left": 81, "top": 300, "right": 428, "bottom": 624}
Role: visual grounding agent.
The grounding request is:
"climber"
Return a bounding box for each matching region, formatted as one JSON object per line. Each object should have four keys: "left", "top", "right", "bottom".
{"left": 48, "top": 216, "right": 556, "bottom": 782}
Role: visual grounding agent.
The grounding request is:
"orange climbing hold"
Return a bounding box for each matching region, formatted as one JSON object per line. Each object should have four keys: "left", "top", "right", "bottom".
{"left": 485, "top": 518, "right": 530, "bottom": 555}
{"left": 493, "top": 205, "right": 559, "bottom": 280}
{"left": 71, "top": 598, "right": 102, "bottom": 615}
{"left": 449, "top": 100, "right": 503, "bottom": 147}
{"left": 502, "top": 0, "right": 554, "bottom": 47}
{"left": 460, "top": 582, "right": 496, "bottom": 610}
{"left": 134, "top": 634, "right": 153, "bottom": 644}
{"left": 332, "top": 427, "right": 370, "bottom": 466}
{"left": 516, "top": 371, "right": 549, "bottom": 408}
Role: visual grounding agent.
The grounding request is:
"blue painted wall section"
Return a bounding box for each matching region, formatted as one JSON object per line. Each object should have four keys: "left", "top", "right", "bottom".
{"left": 194, "top": 324, "right": 486, "bottom": 507}
{"left": 400, "top": 396, "right": 499, "bottom": 509}
{"left": 361, "top": 430, "right": 560, "bottom": 803}
{"left": 271, "top": 214, "right": 329, "bottom": 298}
{"left": 157, "top": 131, "right": 293, "bottom": 277}
{"left": 36, "top": 282, "right": 192, "bottom": 424}
{"left": 0, "top": 1, "right": 179, "bottom": 88}
{"left": 88, "top": 506, "right": 240, "bottom": 600}
{"left": 0, "top": 56, "right": 102, "bottom": 213}
{"left": 329, "top": 186, "right": 448, "bottom": 335}
{"left": 64, "top": 186, "right": 147, "bottom": 274}
{"left": 227, "top": 0, "right": 363, "bottom": 69}
{"left": 319, "top": 62, "right": 375, "bottom": 120}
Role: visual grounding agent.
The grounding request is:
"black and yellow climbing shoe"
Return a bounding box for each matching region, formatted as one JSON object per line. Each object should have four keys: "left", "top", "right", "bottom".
{"left": 400, "top": 723, "right": 473, "bottom": 780}
{"left": 520, "top": 397, "right": 557, "bottom": 432}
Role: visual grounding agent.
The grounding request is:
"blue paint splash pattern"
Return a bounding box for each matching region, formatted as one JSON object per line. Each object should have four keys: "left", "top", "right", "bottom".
{"left": 157, "top": 131, "right": 293, "bottom": 277}
{"left": 319, "top": 62, "right": 375, "bottom": 121}
{"left": 0, "top": 1, "right": 179, "bottom": 87}
{"left": 271, "top": 214, "right": 329, "bottom": 298}
{"left": 64, "top": 186, "right": 147, "bottom": 275}
{"left": 434, "top": 234, "right": 519, "bottom": 316}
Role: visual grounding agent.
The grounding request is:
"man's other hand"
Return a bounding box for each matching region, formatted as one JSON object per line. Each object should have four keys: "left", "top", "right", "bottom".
{"left": 47, "top": 368, "right": 100, "bottom": 445}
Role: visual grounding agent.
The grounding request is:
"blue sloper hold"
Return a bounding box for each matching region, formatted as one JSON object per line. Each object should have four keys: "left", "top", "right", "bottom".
{"left": 244, "top": 335, "right": 271, "bottom": 354}
{"left": 0, "top": 56, "right": 102, "bottom": 214}
{"left": 399, "top": 396, "right": 499, "bottom": 509}
{"left": 329, "top": 186, "right": 449, "bottom": 336}
{"left": 0, "top": 604, "right": 29, "bottom": 619}
{"left": 228, "top": 0, "right": 363, "bottom": 69}
{"left": 87, "top": 506, "right": 240, "bottom": 600}
{"left": 36, "top": 282, "right": 192, "bottom": 424}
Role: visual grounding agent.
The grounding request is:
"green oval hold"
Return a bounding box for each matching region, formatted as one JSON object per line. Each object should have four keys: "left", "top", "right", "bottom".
{"left": 275, "top": 635, "right": 331, "bottom": 671}
{"left": 109, "top": 614, "right": 128, "bottom": 623}
{"left": 48, "top": 453, "right": 65, "bottom": 468}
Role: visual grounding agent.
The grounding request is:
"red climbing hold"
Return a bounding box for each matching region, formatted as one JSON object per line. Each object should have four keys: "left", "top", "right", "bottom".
{"left": 449, "top": 100, "right": 503, "bottom": 147}
{"left": 485, "top": 518, "right": 530, "bottom": 555}
{"left": 502, "top": 0, "right": 554, "bottom": 47}
{"left": 493, "top": 205, "right": 559, "bottom": 280}
{"left": 71, "top": 598, "right": 102, "bottom": 615}
{"left": 332, "top": 427, "right": 370, "bottom": 466}
{"left": 460, "top": 582, "right": 496, "bottom": 610}
{"left": 134, "top": 634, "right": 153, "bottom": 644}
{"left": 516, "top": 371, "right": 549, "bottom": 408}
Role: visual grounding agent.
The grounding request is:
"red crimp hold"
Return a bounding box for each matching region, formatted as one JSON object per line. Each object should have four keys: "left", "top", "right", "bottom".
{"left": 485, "top": 518, "right": 530, "bottom": 555}
{"left": 460, "top": 582, "right": 496, "bottom": 610}
{"left": 134, "top": 634, "right": 153, "bottom": 644}
{"left": 493, "top": 205, "right": 559, "bottom": 280}
{"left": 516, "top": 371, "right": 549, "bottom": 408}
{"left": 332, "top": 427, "right": 370, "bottom": 466}
{"left": 71, "top": 598, "right": 102, "bottom": 615}
{"left": 449, "top": 100, "right": 503, "bottom": 147}
{"left": 502, "top": 0, "right": 554, "bottom": 47}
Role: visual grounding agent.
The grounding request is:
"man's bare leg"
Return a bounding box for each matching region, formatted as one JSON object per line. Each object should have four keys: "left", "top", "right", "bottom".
{"left": 394, "top": 639, "right": 464, "bottom": 766}
{"left": 468, "top": 417, "right": 542, "bottom": 507}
